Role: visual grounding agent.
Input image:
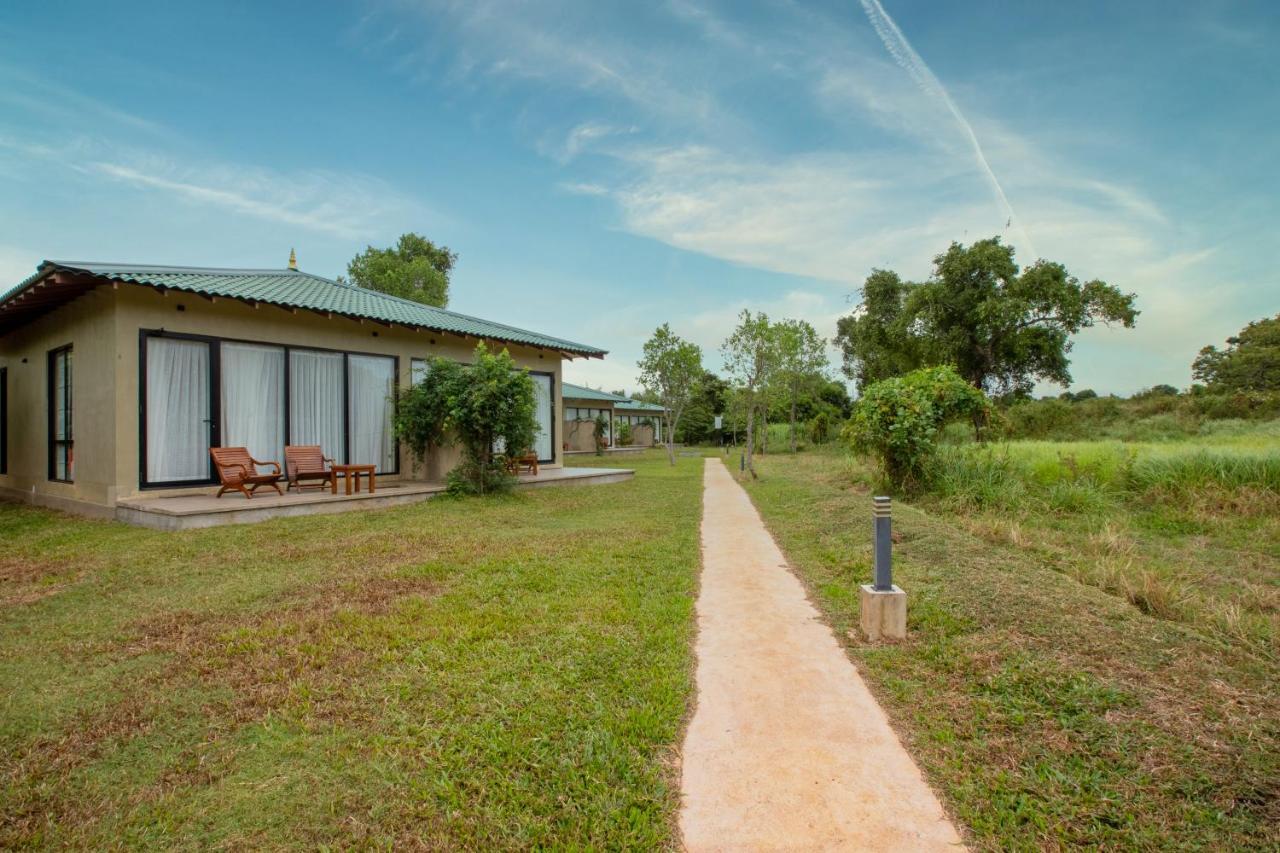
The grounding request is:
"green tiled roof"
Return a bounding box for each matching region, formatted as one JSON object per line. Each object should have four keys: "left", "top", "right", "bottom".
{"left": 562, "top": 382, "right": 631, "bottom": 402}
{"left": 2, "top": 261, "right": 606, "bottom": 357}
{"left": 562, "top": 382, "right": 665, "bottom": 413}
{"left": 615, "top": 399, "right": 665, "bottom": 412}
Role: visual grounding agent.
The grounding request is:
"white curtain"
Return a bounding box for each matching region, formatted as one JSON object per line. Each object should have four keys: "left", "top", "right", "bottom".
{"left": 146, "top": 337, "right": 210, "bottom": 482}
{"left": 347, "top": 354, "right": 396, "bottom": 472}
{"left": 221, "top": 343, "right": 284, "bottom": 464}
{"left": 531, "top": 374, "right": 552, "bottom": 461}
{"left": 290, "top": 350, "right": 345, "bottom": 463}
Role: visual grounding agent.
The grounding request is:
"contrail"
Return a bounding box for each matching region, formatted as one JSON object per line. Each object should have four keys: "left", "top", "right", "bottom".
{"left": 858, "top": 0, "right": 1037, "bottom": 258}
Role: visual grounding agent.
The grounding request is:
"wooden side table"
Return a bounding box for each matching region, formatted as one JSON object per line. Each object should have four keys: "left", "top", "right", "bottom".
{"left": 331, "top": 463, "right": 377, "bottom": 495}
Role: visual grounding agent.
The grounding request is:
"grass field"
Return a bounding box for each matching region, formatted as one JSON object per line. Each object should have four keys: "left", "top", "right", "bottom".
{"left": 0, "top": 452, "right": 701, "bottom": 848}
{"left": 741, "top": 431, "right": 1279, "bottom": 849}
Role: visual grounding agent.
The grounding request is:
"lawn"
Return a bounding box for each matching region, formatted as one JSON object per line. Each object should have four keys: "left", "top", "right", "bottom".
{"left": 741, "top": 438, "right": 1279, "bottom": 850}
{"left": 0, "top": 451, "right": 702, "bottom": 848}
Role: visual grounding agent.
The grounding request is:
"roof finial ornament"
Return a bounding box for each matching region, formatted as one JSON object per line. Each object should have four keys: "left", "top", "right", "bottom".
{"left": 288, "top": 248, "right": 298, "bottom": 271}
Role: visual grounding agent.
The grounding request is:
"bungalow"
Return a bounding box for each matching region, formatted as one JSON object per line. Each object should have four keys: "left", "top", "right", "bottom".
{"left": 562, "top": 382, "right": 666, "bottom": 452}
{"left": 0, "top": 259, "right": 607, "bottom": 519}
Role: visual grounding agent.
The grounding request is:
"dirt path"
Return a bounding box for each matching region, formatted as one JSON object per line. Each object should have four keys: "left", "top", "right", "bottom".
{"left": 679, "top": 458, "right": 964, "bottom": 852}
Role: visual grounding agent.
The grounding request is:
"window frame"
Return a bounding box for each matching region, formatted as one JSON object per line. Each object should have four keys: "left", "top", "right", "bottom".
{"left": 0, "top": 366, "right": 7, "bottom": 475}
{"left": 47, "top": 345, "right": 73, "bottom": 482}
{"left": 138, "top": 329, "right": 400, "bottom": 490}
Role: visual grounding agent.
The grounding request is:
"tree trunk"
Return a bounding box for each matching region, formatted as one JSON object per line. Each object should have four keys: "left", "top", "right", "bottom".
{"left": 789, "top": 391, "right": 797, "bottom": 453}
{"left": 665, "top": 409, "right": 677, "bottom": 466}
{"left": 744, "top": 400, "right": 757, "bottom": 478}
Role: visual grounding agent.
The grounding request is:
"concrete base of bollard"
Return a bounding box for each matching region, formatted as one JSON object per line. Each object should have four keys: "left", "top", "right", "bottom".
{"left": 859, "top": 584, "right": 907, "bottom": 641}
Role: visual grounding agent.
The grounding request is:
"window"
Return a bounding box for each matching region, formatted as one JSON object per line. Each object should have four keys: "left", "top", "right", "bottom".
{"left": 222, "top": 342, "right": 285, "bottom": 466}
{"left": 1, "top": 367, "right": 7, "bottom": 475}
{"left": 146, "top": 337, "right": 212, "bottom": 483}
{"left": 48, "top": 346, "right": 73, "bottom": 481}
{"left": 410, "top": 357, "right": 428, "bottom": 386}
{"left": 348, "top": 354, "right": 396, "bottom": 472}
{"left": 289, "top": 349, "right": 346, "bottom": 466}
{"left": 140, "top": 332, "right": 401, "bottom": 488}
{"left": 529, "top": 373, "right": 553, "bottom": 462}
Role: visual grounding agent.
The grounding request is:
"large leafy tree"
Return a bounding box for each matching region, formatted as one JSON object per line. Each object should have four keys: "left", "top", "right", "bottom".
{"left": 346, "top": 232, "right": 457, "bottom": 308}
{"left": 722, "top": 310, "right": 778, "bottom": 477}
{"left": 676, "top": 369, "right": 730, "bottom": 445}
{"left": 834, "top": 269, "right": 922, "bottom": 390}
{"left": 637, "top": 324, "right": 704, "bottom": 466}
{"left": 1192, "top": 314, "right": 1280, "bottom": 391}
{"left": 835, "top": 238, "right": 1138, "bottom": 395}
{"left": 773, "top": 319, "right": 828, "bottom": 453}
{"left": 394, "top": 342, "right": 536, "bottom": 494}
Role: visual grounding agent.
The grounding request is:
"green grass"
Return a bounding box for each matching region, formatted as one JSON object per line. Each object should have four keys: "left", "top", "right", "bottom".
{"left": 740, "top": 446, "right": 1279, "bottom": 850}
{"left": 0, "top": 451, "right": 702, "bottom": 848}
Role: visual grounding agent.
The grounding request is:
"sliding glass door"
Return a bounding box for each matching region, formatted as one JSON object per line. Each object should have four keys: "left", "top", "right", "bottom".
{"left": 348, "top": 354, "right": 396, "bottom": 472}
{"left": 221, "top": 343, "right": 285, "bottom": 465}
{"left": 530, "top": 373, "right": 553, "bottom": 462}
{"left": 289, "top": 350, "right": 346, "bottom": 465}
{"left": 145, "top": 337, "right": 211, "bottom": 483}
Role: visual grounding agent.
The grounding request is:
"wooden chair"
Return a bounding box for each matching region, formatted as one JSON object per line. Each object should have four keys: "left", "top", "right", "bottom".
{"left": 285, "top": 445, "right": 334, "bottom": 492}
{"left": 210, "top": 447, "right": 283, "bottom": 499}
{"left": 503, "top": 451, "right": 539, "bottom": 476}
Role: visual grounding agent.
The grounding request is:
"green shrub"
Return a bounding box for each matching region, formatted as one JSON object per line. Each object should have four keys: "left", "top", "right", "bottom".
{"left": 843, "top": 365, "right": 990, "bottom": 490}
{"left": 808, "top": 412, "right": 831, "bottom": 444}
{"left": 395, "top": 342, "right": 536, "bottom": 495}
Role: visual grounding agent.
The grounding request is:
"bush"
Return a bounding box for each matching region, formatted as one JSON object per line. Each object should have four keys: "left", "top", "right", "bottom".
{"left": 809, "top": 412, "right": 831, "bottom": 444}
{"left": 395, "top": 342, "right": 537, "bottom": 495}
{"left": 843, "top": 365, "right": 990, "bottom": 490}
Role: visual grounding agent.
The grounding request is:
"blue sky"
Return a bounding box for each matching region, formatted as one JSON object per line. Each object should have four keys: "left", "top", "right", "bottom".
{"left": 1, "top": 1, "right": 1276, "bottom": 395}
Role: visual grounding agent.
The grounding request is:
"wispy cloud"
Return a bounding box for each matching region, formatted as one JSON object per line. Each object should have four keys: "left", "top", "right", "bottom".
{"left": 856, "top": 0, "right": 1034, "bottom": 256}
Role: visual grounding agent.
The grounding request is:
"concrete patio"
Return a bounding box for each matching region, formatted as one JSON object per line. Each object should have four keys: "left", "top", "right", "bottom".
{"left": 114, "top": 467, "right": 634, "bottom": 530}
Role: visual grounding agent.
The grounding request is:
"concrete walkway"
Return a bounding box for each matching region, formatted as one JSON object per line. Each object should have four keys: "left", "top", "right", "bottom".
{"left": 679, "top": 458, "right": 964, "bottom": 852}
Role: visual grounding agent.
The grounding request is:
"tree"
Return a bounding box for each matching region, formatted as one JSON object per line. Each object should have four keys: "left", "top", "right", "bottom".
{"left": 394, "top": 342, "right": 536, "bottom": 494}
{"left": 835, "top": 237, "right": 1138, "bottom": 396}
{"left": 1192, "top": 314, "right": 1280, "bottom": 391}
{"left": 834, "top": 269, "right": 922, "bottom": 390}
{"left": 346, "top": 232, "right": 457, "bottom": 308}
{"left": 773, "top": 319, "right": 828, "bottom": 453}
{"left": 843, "top": 365, "right": 990, "bottom": 491}
{"left": 637, "top": 324, "right": 704, "bottom": 465}
{"left": 676, "top": 370, "right": 730, "bottom": 445}
{"left": 721, "top": 310, "right": 778, "bottom": 477}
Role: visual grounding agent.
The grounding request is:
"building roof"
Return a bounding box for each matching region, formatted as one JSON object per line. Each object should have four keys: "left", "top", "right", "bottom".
{"left": 562, "top": 381, "right": 665, "bottom": 413}
{"left": 561, "top": 382, "right": 631, "bottom": 403}
{"left": 0, "top": 260, "right": 607, "bottom": 357}
{"left": 615, "top": 399, "right": 665, "bottom": 413}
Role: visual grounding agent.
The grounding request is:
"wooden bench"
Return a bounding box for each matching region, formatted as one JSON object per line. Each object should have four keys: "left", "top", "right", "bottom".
{"left": 210, "top": 447, "right": 283, "bottom": 499}
{"left": 504, "top": 451, "right": 539, "bottom": 476}
{"left": 285, "top": 445, "right": 334, "bottom": 492}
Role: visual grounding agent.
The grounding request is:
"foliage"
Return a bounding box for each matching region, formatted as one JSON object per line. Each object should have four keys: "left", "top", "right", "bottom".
{"left": 721, "top": 310, "right": 779, "bottom": 476}
{"left": 808, "top": 411, "right": 832, "bottom": 444}
{"left": 345, "top": 232, "right": 457, "bottom": 307}
{"left": 1192, "top": 313, "right": 1280, "bottom": 391}
{"left": 593, "top": 413, "right": 609, "bottom": 455}
{"left": 616, "top": 418, "right": 632, "bottom": 447}
{"left": 637, "top": 323, "right": 704, "bottom": 465}
{"left": 773, "top": 318, "right": 828, "bottom": 453}
{"left": 999, "top": 390, "right": 1280, "bottom": 441}
{"left": 834, "top": 269, "right": 923, "bottom": 388}
{"left": 842, "top": 365, "right": 990, "bottom": 489}
{"left": 676, "top": 370, "right": 730, "bottom": 444}
{"left": 394, "top": 342, "right": 536, "bottom": 494}
{"left": 835, "top": 237, "right": 1138, "bottom": 395}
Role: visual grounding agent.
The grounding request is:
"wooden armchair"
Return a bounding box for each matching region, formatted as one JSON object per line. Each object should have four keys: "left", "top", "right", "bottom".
{"left": 210, "top": 447, "right": 283, "bottom": 499}
{"left": 285, "top": 445, "right": 334, "bottom": 492}
{"left": 503, "top": 451, "right": 539, "bottom": 476}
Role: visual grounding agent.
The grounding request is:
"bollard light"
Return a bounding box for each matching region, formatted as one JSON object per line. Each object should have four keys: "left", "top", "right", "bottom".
{"left": 858, "top": 495, "right": 907, "bottom": 641}
{"left": 872, "top": 496, "right": 892, "bottom": 591}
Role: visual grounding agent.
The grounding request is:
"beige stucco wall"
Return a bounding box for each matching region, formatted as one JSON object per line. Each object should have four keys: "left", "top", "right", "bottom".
{"left": 0, "top": 287, "right": 119, "bottom": 516}
{"left": 1, "top": 282, "right": 568, "bottom": 511}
